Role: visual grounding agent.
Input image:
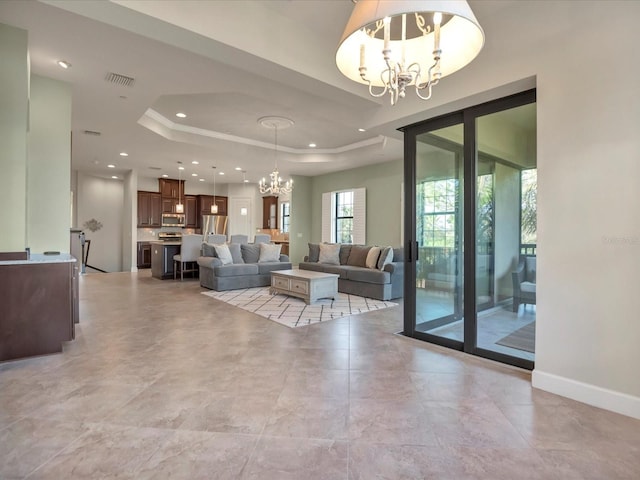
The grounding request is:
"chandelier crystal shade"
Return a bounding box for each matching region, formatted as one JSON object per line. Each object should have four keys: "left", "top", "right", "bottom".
{"left": 175, "top": 162, "right": 184, "bottom": 213}
{"left": 258, "top": 116, "right": 294, "bottom": 197}
{"left": 336, "top": 0, "right": 484, "bottom": 105}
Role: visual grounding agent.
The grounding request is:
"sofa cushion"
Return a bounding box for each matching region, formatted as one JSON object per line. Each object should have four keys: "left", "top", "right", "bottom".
{"left": 308, "top": 243, "right": 320, "bottom": 263}
{"left": 339, "top": 244, "right": 352, "bottom": 265}
{"left": 241, "top": 243, "right": 261, "bottom": 263}
{"left": 213, "top": 264, "right": 259, "bottom": 277}
{"left": 298, "top": 261, "right": 326, "bottom": 273}
{"left": 201, "top": 243, "right": 217, "bottom": 257}
{"left": 228, "top": 243, "right": 244, "bottom": 264}
{"left": 319, "top": 243, "right": 340, "bottom": 265}
{"left": 321, "top": 265, "right": 350, "bottom": 279}
{"left": 258, "top": 243, "right": 281, "bottom": 263}
{"left": 392, "top": 247, "right": 404, "bottom": 262}
{"left": 377, "top": 246, "right": 394, "bottom": 270}
{"left": 521, "top": 281, "right": 536, "bottom": 293}
{"left": 214, "top": 244, "right": 233, "bottom": 265}
{"left": 366, "top": 246, "right": 381, "bottom": 269}
{"left": 347, "top": 245, "right": 370, "bottom": 267}
{"left": 346, "top": 268, "right": 391, "bottom": 285}
{"left": 257, "top": 262, "right": 291, "bottom": 274}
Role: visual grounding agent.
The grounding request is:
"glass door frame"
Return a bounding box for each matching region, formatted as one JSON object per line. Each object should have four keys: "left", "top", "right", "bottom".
{"left": 401, "top": 89, "right": 536, "bottom": 370}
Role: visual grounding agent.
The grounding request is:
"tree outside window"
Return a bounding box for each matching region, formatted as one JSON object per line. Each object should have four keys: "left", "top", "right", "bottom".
{"left": 335, "top": 191, "right": 354, "bottom": 243}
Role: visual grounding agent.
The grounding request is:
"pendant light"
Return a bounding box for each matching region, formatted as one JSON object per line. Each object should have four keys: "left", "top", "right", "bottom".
{"left": 240, "top": 170, "right": 248, "bottom": 216}
{"left": 211, "top": 166, "right": 218, "bottom": 214}
{"left": 175, "top": 162, "right": 184, "bottom": 213}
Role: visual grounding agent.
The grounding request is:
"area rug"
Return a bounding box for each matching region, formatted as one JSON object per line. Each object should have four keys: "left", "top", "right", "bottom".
{"left": 202, "top": 287, "right": 398, "bottom": 328}
{"left": 495, "top": 321, "right": 536, "bottom": 353}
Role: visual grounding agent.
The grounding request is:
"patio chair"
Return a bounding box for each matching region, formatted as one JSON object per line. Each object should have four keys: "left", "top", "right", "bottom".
{"left": 512, "top": 255, "right": 536, "bottom": 312}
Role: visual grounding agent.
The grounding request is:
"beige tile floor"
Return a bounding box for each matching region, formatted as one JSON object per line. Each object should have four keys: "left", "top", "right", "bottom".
{"left": 1, "top": 270, "right": 639, "bottom": 479}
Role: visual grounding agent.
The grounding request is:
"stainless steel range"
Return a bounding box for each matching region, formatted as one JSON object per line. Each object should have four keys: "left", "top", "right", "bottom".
{"left": 157, "top": 232, "right": 182, "bottom": 242}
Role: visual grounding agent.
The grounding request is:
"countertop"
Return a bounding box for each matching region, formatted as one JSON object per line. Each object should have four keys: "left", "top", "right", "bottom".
{"left": 149, "top": 241, "right": 182, "bottom": 246}
{"left": 0, "top": 253, "right": 77, "bottom": 266}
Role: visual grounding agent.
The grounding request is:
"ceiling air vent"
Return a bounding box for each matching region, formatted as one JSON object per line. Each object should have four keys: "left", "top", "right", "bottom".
{"left": 105, "top": 72, "right": 136, "bottom": 87}
{"left": 83, "top": 130, "right": 101, "bottom": 136}
{"left": 149, "top": 167, "right": 162, "bottom": 171}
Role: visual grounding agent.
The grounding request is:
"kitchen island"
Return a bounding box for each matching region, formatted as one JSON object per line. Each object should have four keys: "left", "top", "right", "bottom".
{"left": 150, "top": 241, "right": 181, "bottom": 280}
{"left": 0, "top": 253, "right": 78, "bottom": 362}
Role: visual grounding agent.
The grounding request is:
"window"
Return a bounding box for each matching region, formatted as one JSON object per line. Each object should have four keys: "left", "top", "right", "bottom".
{"left": 322, "top": 188, "right": 366, "bottom": 244}
{"left": 335, "top": 191, "right": 353, "bottom": 243}
{"left": 281, "top": 202, "right": 290, "bottom": 233}
{"left": 418, "top": 179, "right": 458, "bottom": 248}
{"left": 521, "top": 168, "right": 537, "bottom": 247}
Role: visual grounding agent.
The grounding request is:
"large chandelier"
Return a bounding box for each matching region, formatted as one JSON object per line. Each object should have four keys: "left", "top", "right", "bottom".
{"left": 336, "top": 0, "right": 484, "bottom": 105}
{"left": 258, "top": 116, "right": 294, "bottom": 196}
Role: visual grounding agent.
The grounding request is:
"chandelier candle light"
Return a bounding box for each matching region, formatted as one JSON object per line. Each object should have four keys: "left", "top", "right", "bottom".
{"left": 336, "top": 0, "right": 484, "bottom": 105}
{"left": 258, "top": 116, "right": 294, "bottom": 197}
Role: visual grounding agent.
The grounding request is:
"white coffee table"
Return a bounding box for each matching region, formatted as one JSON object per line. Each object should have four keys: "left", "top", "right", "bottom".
{"left": 270, "top": 269, "right": 339, "bottom": 305}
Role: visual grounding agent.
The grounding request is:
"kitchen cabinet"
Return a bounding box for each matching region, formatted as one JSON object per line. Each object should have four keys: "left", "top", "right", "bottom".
{"left": 262, "top": 196, "right": 278, "bottom": 229}
{"left": 0, "top": 254, "right": 77, "bottom": 361}
{"left": 159, "top": 178, "right": 184, "bottom": 199}
{"left": 137, "top": 191, "right": 162, "bottom": 227}
{"left": 137, "top": 241, "right": 152, "bottom": 268}
{"left": 196, "top": 195, "right": 228, "bottom": 228}
{"left": 185, "top": 195, "right": 198, "bottom": 228}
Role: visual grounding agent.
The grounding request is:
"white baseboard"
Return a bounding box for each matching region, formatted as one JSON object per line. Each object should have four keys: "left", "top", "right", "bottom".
{"left": 532, "top": 369, "right": 640, "bottom": 420}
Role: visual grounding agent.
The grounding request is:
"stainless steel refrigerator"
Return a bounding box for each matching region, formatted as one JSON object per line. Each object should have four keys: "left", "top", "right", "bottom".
{"left": 201, "top": 215, "right": 228, "bottom": 241}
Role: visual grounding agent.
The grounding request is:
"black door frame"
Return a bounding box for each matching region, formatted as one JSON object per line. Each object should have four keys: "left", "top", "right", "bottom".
{"left": 401, "top": 89, "right": 536, "bottom": 370}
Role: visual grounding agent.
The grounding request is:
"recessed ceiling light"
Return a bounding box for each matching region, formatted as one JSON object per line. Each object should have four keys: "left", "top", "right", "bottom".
{"left": 162, "top": 174, "right": 169, "bottom": 178}
{"left": 119, "top": 152, "right": 128, "bottom": 157}
{"left": 192, "top": 160, "right": 199, "bottom": 165}
{"left": 178, "top": 166, "right": 185, "bottom": 171}
{"left": 309, "top": 143, "right": 317, "bottom": 148}
{"left": 219, "top": 172, "right": 224, "bottom": 175}
{"left": 111, "top": 176, "right": 118, "bottom": 179}
{"left": 244, "top": 179, "right": 249, "bottom": 183}
{"left": 57, "top": 60, "right": 71, "bottom": 69}
{"left": 107, "top": 164, "right": 115, "bottom": 168}
{"left": 199, "top": 178, "right": 205, "bottom": 182}
{"left": 191, "top": 173, "right": 198, "bottom": 177}
{"left": 358, "top": 128, "right": 366, "bottom": 132}
{"left": 235, "top": 167, "right": 242, "bottom": 171}
{"left": 176, "top": 112, "right": 187, "bottom": 118}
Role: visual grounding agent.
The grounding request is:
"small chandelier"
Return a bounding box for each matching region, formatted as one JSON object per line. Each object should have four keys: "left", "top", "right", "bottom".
{"left": 258, "top": 116, "right": 294, "bottom": 196}
{"left": 336, "top": 0, "right": 484, "bottom": 105}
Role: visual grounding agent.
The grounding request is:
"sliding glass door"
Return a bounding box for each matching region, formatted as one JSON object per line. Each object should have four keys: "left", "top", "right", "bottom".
{"left": 403, "top": 91, "right": 536, "bottom": 369}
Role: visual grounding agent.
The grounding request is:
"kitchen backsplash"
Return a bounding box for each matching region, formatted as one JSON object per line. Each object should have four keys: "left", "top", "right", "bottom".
{"left": 137, "top": 228, "right": 197, "bottom": 241}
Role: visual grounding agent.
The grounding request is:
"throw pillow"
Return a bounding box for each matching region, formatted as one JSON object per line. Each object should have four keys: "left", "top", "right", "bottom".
{"left": 241, "top": 243, "right": 261, "bottom": 263}
{"left": 318, "top": 243, "right": 340, "bottom": 265}
{"left": 228, "top": 243, "right": 244, "bottom": 264}
{"left": 365, "top": 246, "right": 381, "bottom": 269}
{"left": 201, "top": 242, "right": 217, "bottom": 257}
{"left": 339, "top": 244, "right": 352, "bottom": 265}
{"left": 347, "top": 245, "right": 371, "bottom": 267}
{"left": 308, "top": 243, "right": 320, "bottom": 262}
{"left": 213, "top": 244, "right": 233, "bottom": 265}
{"left": 258, "top": 243, "right": 282, "bottom": 263}
{"left": 377, "top": 246, "right": 394, "bottom": 270}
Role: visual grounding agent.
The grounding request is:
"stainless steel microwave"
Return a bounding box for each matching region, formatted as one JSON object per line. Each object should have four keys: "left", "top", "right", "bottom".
{"left": 161, "top": 213, "right": 185, "bottom": 227}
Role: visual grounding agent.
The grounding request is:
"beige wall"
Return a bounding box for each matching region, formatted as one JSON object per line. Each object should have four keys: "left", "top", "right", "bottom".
{"left": 27, "top": 75, "right": 72, "bottom": 254}
{"left": 0, "top": 23, "right": 28, "bottom": 251}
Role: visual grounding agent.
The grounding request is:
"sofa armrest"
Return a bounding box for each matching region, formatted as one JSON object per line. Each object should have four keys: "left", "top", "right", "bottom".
{"left": 198, "top": 256, "right": 223, "bottom": 269}
{"left": 279, "top": 254, "right": 290, "bottom": 262}
{"left": 384, "top": 261, "right": 404, "bottom": 276}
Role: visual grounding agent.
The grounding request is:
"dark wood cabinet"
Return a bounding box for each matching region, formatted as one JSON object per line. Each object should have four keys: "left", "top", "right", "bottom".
{"left": 262, "top": 196, "right": 278, "bottom": 229}
{"left": 185, "top": 195, "right": 197, "bottom": 228}
{"left": 137, "top": 242, "right": 152, "bottom": 268}
{"left": 159, "top": 178, "right": 184, "bottom": 199}
{"left": 196, "top": 195, "right": 228, "bottom": 228}
{"left": 162, "top": 198, "right": 179, "bottom": 214}
{"left": 137, "top": 191, "right": 162, "bottom": 227}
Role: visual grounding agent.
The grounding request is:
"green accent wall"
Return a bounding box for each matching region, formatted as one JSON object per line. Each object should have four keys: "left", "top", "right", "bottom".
{"left": 289, "top": 159, "right": 403, "bottom": 264}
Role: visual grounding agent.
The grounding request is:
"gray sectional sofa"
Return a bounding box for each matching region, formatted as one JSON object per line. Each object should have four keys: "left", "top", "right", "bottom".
{"left": 198, "top": 242, "right": 291, "bottom": 291}
{"left": 298, "top": 243, "right": 404, "bottom": 301}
